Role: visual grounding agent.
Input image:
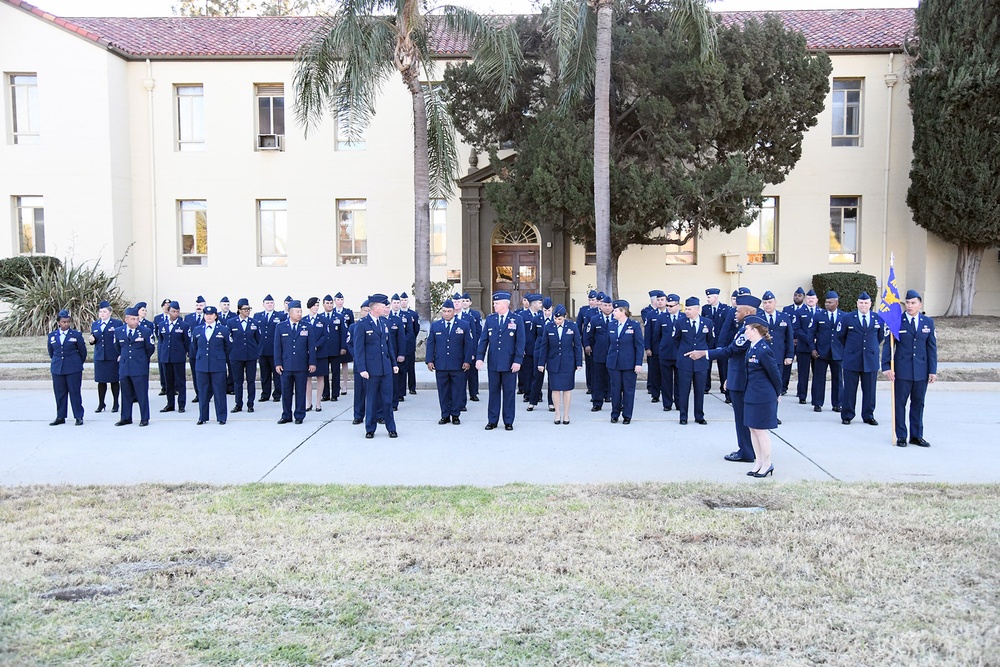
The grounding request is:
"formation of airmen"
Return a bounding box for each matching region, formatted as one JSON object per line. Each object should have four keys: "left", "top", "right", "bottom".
{"left": 46, "top": 283, "right": 937, "bottom": 457}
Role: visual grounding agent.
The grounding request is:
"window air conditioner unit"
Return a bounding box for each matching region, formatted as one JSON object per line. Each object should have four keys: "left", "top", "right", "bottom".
{"left": 258, "top": 134, "right": 283, "bottom": 150}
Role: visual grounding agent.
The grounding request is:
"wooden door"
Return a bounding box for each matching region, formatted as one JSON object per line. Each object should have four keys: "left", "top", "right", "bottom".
{"left": 492, "top": 245, "right": 539, "bottom": 305}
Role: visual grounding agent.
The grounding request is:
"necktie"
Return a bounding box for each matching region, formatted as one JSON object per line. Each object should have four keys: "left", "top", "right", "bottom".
{"left": 862, "top": 315, "right": 867, "bottom": 328}
{"left": 446, "top": 321, "right": 452, "bottom": 335}
{"left": 499, "top": 316, "right": 505, "bottom": 329}
{"left": 128, "top": 328, "right": 134, "bottom": 341}
{"left": 690, "top": 319, "right": 696, "bottom": 329}
{"left": 769, "top": 314, "right": 774, "bottom": 327}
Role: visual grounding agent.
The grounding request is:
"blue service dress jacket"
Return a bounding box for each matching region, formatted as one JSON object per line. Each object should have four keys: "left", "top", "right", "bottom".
{"left": 586, "top": 313, "right": 613, "bottom": 362}
{"left": 227, "top": 317, "right": 261, "bottom": 362}
{"left": 191, "top": 323, "right": 232, "bottom": 373}
{"left": 655, "top": 312, "right": 682, "bottom": 361}
{"left": 354, "top": 315, "right": 397, "bottom": 376}
{"left": 48, "top": 328, "right": 88, "bottom": 374}
{"left": 274, "top": 319, "right": 319, "bottom": 372}
{"left": 536, "top": 320, "right": 583, "bottom": 372}
{"left": 477, "top": 312, "right": 526, "bottom": 371}
{"left": 157, "top": 318, "right": 191, "bottom": 364}
{"left": 794, "top": 306, "right": 818, "bottom": 354}
{"left": 812, "top": 309, "right": 845, "bottom": 360}
{"left": 762, "top": 311, "right": 795, "bottom": 366}
{"left": 253, "top": 310, "right": 287, "bottom": 357}
{"left": 114, "top": 326, "right": 155, "bottom": 376}
{"left": 606, "top": 318, "right": 645, "bottom": 370}
{"left": 318, "top": 311, "right": 346, "bottom": 358}
{"left": 673, "top": 316, "right": 715, "bottom": 372}
{"left": 881, "top": 314, "right": 937, "bottom": 380}
{"left": 90, "top": 318, "right": 124, "bottom": 362}
{"left": 837, "top": 311, "right": 885, "bottom": 373}
{"left": 425, "top": 318, "right": 475, "bottom": 371}
{"left": 744, "top": 340, "right": 782, "bottom": 403}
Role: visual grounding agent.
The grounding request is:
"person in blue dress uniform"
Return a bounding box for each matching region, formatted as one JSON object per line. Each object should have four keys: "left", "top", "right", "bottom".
{"left": 760, "top": 290, "right": 795, "bottom": 423}
{"left": 184, "top": 295, "right": 207, "bottom": 403}
{"left": 605, "top": 300, "right": 644, "bottom": 424}
{"left": 48, "top": 309, "right": 88, "bottom": 426}
{"left": 89, "top": 300, "right": 123, "bottom": 413}
{"left": 654, "top": 294, "right": 682, "bottom": 412}
{"left": 673, "top": 296, "right": 714, "bottom": 425}
{"left": 742, "top": 315, "right": 781, "bottom": 477}
{"left": 154, "top": 298, "right": 171, "bottom": 396}
{"left": 528, "top": 296, "right": 556, "bottom": 411}
{"left": 425, "top": 298, "right": 474, "bottom": 425}
{"left": 794, "top": 289, "right": 819, "bottom": 404}
{"left": 191, "top": 306, "right": 231, "bottom": 425}
{"left": 536, "top": 304, "right": 583, "bottom": 424}
{"left": 228, "top": 298, "right": 261, "bottom": 414}
{"left": 320, "top": 294, "right": 348, "bottom": 401}
{"left": 476, "top": 291, "right": 526, "bottom": 431}
{"left": 253, "top": 294, "right": 286, "bottom": 403}
{"left": 114, "top": 306, "right": 154, "bottom": 426}
{"left": 274, "top": 300, "right": 318, "bottom": 425}
{"left": 780, "top": 287, "right": 805, "bottom": 394}
{"left": 811, "top": 290, "right": 844, "bottom": 413}
{"left": 644, "top": 290, "right": 667, "bottom": 403}
{"left": 836, "top": 291, "right": 884, "bottom": 427}
{"left": 881, "top": 289, "right": 937, "bottom": 447}
{"left": 585, "top": 294, "right": 614, "bottom": 412}
{"left": 457, "top": 292, "right": 482, "bottom": 404}
{"left": 388, "top": 294, "right": 414, "bottom": 406}
{"left": 333, "top": 292, "right": 355, "bottom": 397}
{"left": 400, "top": 292, "right": 420, "bottom": 396}
{"left": 303, "top": 297, "right": 329, "bottom": 413}
{"left": 157, "top": 301, "right": 189, "bottom": 413}
{"left": 577, "top": 290, "right": 599, "bottom": 395}
{"left": 349, "top": 300, "right": 371, "bottom": 425}
{"left": 354, "top": 294, "right": 399, "bottom": 438}
{"left": 518, "top": 293, "right": 543, "bottom": 399}
{"left": 702, "top": 288, "right": 730, "bottom": 393}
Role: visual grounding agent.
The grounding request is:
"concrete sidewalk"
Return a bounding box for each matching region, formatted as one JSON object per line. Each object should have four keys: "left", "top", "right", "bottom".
{"left": 2, "top": 364, "right": 998, "bottom": 486}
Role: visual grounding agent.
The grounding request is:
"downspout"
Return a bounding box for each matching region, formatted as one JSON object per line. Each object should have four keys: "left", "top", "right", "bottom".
{"left": 142, "top": 59, "right": 157, "bottom": 300}
{"left": 880, "top": 53, "right": 898, "bottom": 287}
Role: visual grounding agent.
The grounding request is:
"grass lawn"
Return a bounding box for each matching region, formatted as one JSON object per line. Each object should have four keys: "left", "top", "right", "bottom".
{"left": 1, "top": 483, "right": 997, "bottom": 666}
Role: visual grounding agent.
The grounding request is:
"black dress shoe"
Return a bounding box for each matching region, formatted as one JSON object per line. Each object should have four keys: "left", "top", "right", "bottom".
{"left": 776, "top": 419, "right": 782, "bottom": 425}
{"left": 409, "top": 390, "right": 416, "bottom": 395}
{"left": 378, "top": 418, "right": 385, "bottom": 424}
{"left": 438, "top": 418, "right": 450, "bottom": 425}
{"left": 798, "top": 399, "right": 806, "bottom": 404}
{"left": 259, "top": 395, "right": 269, "bottom": 403}
{"left": 178, "top": 407, "right": 185, "bottom": 413}
{"left": 139, "top": 420, "right": 148, "bottom": 427}
{"left": 832, "top": 406, "right": 841, "bottom": 412}
{"left": 910, "top": 437, "right": 930, "bottom": 447}
{"left": 842, "top": 419, "right": 851, "bottom": 425}
{"left": 197, "top": 420, "right": 206, "bottom": 425}
{"left": 591, "top": 406, "right": 602, "bottom": 412}
{"left": 247, "top": 406, "right": 254, "bottom": 413}
{"left": 662, "top": 406, "right": 672, "bottom": 412}
{"left": 277, "top": 418, "right": 292, "bottom": 424}
{"left": 813, "top": 406, "right": 822, "bottom": 412}
{"left": 306, "top": 406, "right": 313, "bottom": 412}
{"left": 781, "top": 389, "right": 788, "bottom": 396}
{"left": 352, "top": 419, "right": 363, "bottom": 425}
{"left": 389, "top": 431, "right": 398, "bottom": 438}
{"left": 696, "top": 419, "right": 708, "bottom": 425}
{"left": 485, "top": 423, "right": 497, "bottom": 430}
{"left": 49, "top": 418, "right": 65, "bottom": 426}
{"left": 461, "top": 407, "right": 467, "bottom": 412}
{"left": 95, "top": 405, "right": 106, "bottom": 413}
{"left": 330, "top": 396, "right": 338, "bottom": 402}
{"left": 548, "top": 406, "right": 555, "bottom": 412}
{"left": 114, "top": 420, "right": 132, "bottom": 426}
{"left": 504, "top": 424, "right": 513, "bottom": 431}
{"left": 651, "top": 397, "right": 659, "bottom": 403}
{"left": 231, "top": 406, "right": 242, "bottom": 413}
{"left": 724, "top": 452, "right": 754, "bottom": 463}
{"left": 895, "top": 439, "right": 907, "bottom": 447}
{"left": 218, "top": 421, "right": 226, "bottom": 425}
{"left": 864, "top": 418, "right": 878, "bottom": 426}
{"left": 75, "top": 419, "right": 83, "bottom": 426}
{"left": 622, "top": 418, "right": 631, "bottom": 425}
{"left": 679, "top": 419, "right": 687, "bottom": 425}
{"left": 724, "top": 398, "right": 732, "bottom": 405}
{"left": 160, "top": 406, "right": 175, "bottom": 413}
{"left": 294, "top": 419, "right": 303, "bottom": 424}
{"left": 365, "top": 432, "right": 374, "bottom": 439}
{"left": 273, "top": 397, "right": 281, "bottom": 402}
{"left": 469, "top": 396, "right": 479, "bottom": 401}
{"left": 610, "top": 417, "right": 618, "bottom": 423}
{"left": 452, "top": 416, "right": 460, "bottom": 425}
{"left": 111, "top": 405, "right": 119, "bottom": 413}
{"left": 192, "top": 397, "right": 199, "bottom": 403}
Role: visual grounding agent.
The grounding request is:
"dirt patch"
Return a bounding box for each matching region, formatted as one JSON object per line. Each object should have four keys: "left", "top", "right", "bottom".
{"left": 40, "top": 585, "right": 123, "bottom": 602}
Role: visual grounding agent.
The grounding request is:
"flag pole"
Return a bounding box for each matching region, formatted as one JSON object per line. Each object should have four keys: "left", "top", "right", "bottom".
{"left": 889, "top": 336, "right": 896, "bottom": 446}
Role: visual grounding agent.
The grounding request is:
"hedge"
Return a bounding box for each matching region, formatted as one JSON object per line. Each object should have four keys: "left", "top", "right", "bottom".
{"left": 811, "top": 271, "right": 879, "bottom": 313}
{"left": 0, "top": 255, "right": 63, "bottom": 300}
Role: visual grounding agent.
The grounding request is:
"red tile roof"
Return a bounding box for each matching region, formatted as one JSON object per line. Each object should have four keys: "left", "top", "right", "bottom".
{"left": 2, "top": 0, "right": 914, "bottom": 60}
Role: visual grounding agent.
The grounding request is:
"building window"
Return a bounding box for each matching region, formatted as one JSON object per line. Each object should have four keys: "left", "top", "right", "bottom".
{"left": 336, "top": 111, "right": 367, "bottom": 151}
{"left": 337, "top": 199, "right": 367, "bottom": 265}
{"left": 8, "top": 74, "right": 39, "bottom": 145}
{"left": 14, "top": 196, "right": 44, "bottom": 254}
{"left": 829, "top": 196, "right": 860, "bottom": 264}
{"left": 255, "top": 84, "right": 284, "bottom": 151}
{"left": 747, "top": 197, "right": 778, "bottom": 264}
{"left": 431, "top": 199, "right": 447, "bottom": 266}
{"left": 664, "top": 222, "right": 696, "bottom": 265}
{"left": 584, "top": 240, "right": 596, "bottom": 266}
{"left": 179, "top": 200, "right": 208, "bottom": 266}
{"left": 258, "top": 199, "right": 287, "bottom": 267}
{"left": 176, "top": 85, "right": 205, "bottom": 151}
{"left": 832, "top": 78, "right": 862, "bottom": 147}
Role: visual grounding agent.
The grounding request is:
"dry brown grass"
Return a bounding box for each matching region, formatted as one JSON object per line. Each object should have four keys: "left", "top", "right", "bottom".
{"left": 0, "top": 336, "right": 49, "bottom": 363}
{"left": 934, "top": 315, "right": 1000, "bottom": 362}
{"left": 1, "top": 483, "right": 997, "bottom": 666}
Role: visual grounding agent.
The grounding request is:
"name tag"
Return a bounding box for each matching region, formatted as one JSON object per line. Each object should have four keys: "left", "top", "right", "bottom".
{"left": 281, "top": 333, "right": 289, "bottom": 337}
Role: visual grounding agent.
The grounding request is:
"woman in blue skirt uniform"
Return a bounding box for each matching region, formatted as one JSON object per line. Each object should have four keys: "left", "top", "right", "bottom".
{"left": 536, "top": 304, "right": 583, "bottom": 424}
{"left": 743, "top": 315, "right": 782, "bottom": 477}
{"left": 89, "top": 300, "right": 123, "bottom": 413}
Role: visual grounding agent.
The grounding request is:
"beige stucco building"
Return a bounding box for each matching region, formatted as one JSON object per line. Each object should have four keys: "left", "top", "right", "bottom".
{"left": 2, "top": 0, "right": 998, "bottom": 316}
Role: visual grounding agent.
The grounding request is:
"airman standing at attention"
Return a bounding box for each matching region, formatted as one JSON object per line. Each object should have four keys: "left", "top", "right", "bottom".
{"left": 48, "top": 309, "right": 87, "bottom": 426}
{"left": 183, "top": 296, "right": 207, "bottom": 403}
{"left": 228, "top": 298, "right": 261, "bottom": 414}
{"left": 400, "top": 292, "right": 420, "bottom": 396}
{"left": 254, "top": 295, "right": 286, "bottom": 403}
{"left": 154, "top": 298, "right": 171, "bottom": 396}
{"left": 577, "top": 290, "right": 599, "bottom": 395}
{"left": 333, "top": 292, "right": 355, "bottom": 397}
{"left": 426, "top": 298, "right": 474, "bottom": 425}
{"left": 655, "top": 293, "right": 683, "bottom": 412}
{"left": 585, "top": 294, "right": 614, "bottom": 412}
{"left": 781, "top": 287, "right": 805, "bottom": 395}
{"left": 673, "top": 296, "right": 714, "bottom": 425}
{"left": 114, "top": 306, "right": 154, "bottom": 427}
{"left": 837, "top": 291, "right": 884, "bottom": 427}
{"left": 476, "top": 291, "right": 525, "bottom": 431}
{"left": 355, "top": 294, "right": 399, "bottom": 438}
{"left": 882, "top": 290, "right": 936, "bottom": 448}
{"left": 811, "top": 290, "right": 844, "bottom": 413}
{"left": 275, "top": 300, "right": 317, "bottom": 425}
{"left": 89, "top": 300, "right": 122, "bottom": 414}
{"left": 605, "top": 300, "right": 644, "bottom": 424}
{"left": 157, "top": 301, "right": 189, "bottom": 414}
{"left": 191, "top": 305, "right": 231, "bottom": 425}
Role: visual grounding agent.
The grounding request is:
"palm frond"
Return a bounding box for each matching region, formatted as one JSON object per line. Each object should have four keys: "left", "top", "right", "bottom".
{"left": 667, "top": 0, "right": 717, "bottom": 62}
{"left": 425, "top": 83, "right": 460, "bottom": 200}
{"left": 545, "top": 0, "right": 597, "bottom": 108}
{"left": 440, "top": 6, "right": 524, "bottom": 110}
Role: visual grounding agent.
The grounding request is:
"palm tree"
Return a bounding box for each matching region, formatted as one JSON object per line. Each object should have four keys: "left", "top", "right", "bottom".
{"left": 546, "top": 0, "right": 715, "bottom": 296}
{"left": 294, "top": 0, "right": 522, "bottom": 325}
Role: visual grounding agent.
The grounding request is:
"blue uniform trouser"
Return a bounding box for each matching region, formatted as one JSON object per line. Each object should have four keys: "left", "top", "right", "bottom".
{"left": 584, "top": 352, "right": 593, "bottom": 392}
{"left": 486, "top": 369, "right": 517, "bottom": 425}
{"left": 529, "top": 367, "right": 553, "bottom": 407}
{"left": 231, "top": 359, "right": 257, "bottom": 409}
{"left": 842, "top": 369, "right": 876, "bottom": 422}
{"left": 795, "top": 352, "right": 813, "bottom": 401}
{"left": 657, "top": 359, "right": 678, "bottom": 410}
{"left": 326, "top": 355, "right": 341, "bottom": 399}
{"left": 393, "top": 365, "right": 405, "bottom": 405}
{"left": 647, "top": 354, "right": 661, "bottom": 398}
{"left": 158, "top": 360, "right": 165, "bottom": 391}
{"left": 715, "top": 358, "right": 728, "bottom": 394}
{"left": 197, "top": 370, "right": 228, "bottom": 422}
{"left": 781, "top": 361, "right": 792, "bottom": 393}
{"left": 280, "top": 369, "right": 308, "bottom": 421}
{"left": 465, "top": 366, "right": 479, "bottom": 398}
{"left": 120, "top": 374, "right": 149, "bottom": 422}
{"left": 518, "top": 354, "right": 534, "bottom": 396}
{"left": 52, "top": 371, "right": 84, "bottom": 420}
{"left": 435, "top": 369, "right": 464, "bottom": 418}
{"left": 592, "top": 362, "right": 610, "bottom": 408}
{"left": 162, "top": 361, "right": 187, "bottom": 409}
{"left": 259, "top": 355, "right": 280, "bottom": 400}
{"left": 365, "top": 373, "right": 396, "bottom": 433}
{"left": 188, "top": 358, "right": 199, "bottom": 398}
{"left": 729, "top": 389, "right": 754, "bottom": 460}
{"left": 353, "top": 369, "right": 366, "bottom": 420}
{"left": 404, "top": 353, "right": 416, "bottom": 392}
{"left": 608, "top": 368, "right": 636, "bottom": 420}
{"left": 676, "top": 368, "right": 707, "bottom": 421}
{"left": 812, "top": 358, "right": 843, "bottom": 408}
{"left": 893, "top": 378, "right": 927, "bottom": 440}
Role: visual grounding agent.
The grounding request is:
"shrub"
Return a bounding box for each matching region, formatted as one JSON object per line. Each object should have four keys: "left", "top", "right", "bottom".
{"left": 0, "top": 257, "right": 131, "bottom": 336}
{"left": 811, "top": 271, "right": 878, "bottom": 313}
{"left": 412, "top": 280, "right": 456, "bottom": 317}
{"left": 0, "top": 256, "right": 63, "bottom": 300}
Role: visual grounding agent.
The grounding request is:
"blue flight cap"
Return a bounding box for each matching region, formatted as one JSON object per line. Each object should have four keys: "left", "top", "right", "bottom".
{"left": 196, "top": 295, "right": 206, "bottom": 303}
{"left": 368, "top": 294, "right": 389, "bottom": 306}
{"left": 794, "top": 286, "right": 805, "bottom": 295}
{"left": 826, "top": 290, "right": 839, "bottom": 300}
{"left": 736, "top": 295, "right": 762, "bottom": 309}
{"left": 391, "top": 294, "right": 400, "bottom": 301}
{"left": 705, "top": 288, "right": 721, "bottom": 296}
{"left": 905, "top": 289, "right": 922, "bottom": 300}
{"left": 360, "top": 299, "right": 371, "bottom": 309}
{"left": 762, "top": 290, "right": 776, "bottom": 301}
{"left": 527, "top": 293, "right": 542, "bottom": 303}
{"left": 203, "top": 306, "right": 218, "bottom": 315}
{"left": 738, "top": 287, "right": 751, "bottom": 295}
{"left": 731, "top": 290, "right": 739, "bottom": 297}
{"left": 98, "top": 300, "right": 111, "bottom": 309}
{"left": 219, "top": 296, "right": 229, "bottom": 303}
{"left": 452, "top": 292, "right": 462, "bottom": 299}
{"left": 612, "top": 299, "right": 629, "bottom": 310}
{"left": 57, "top": 309, "right": 71, "bottom": 319}
{"left": 588, "top": 290, "right": 598, "bottom": 299}
{"left": 442, "top": 299, "right": 455, "bottom": 309}
{"left": 264, "top": 294, "right": 274, "bottom": 301}
{"left": 334, "top": 292, "right": 344, "bottom": 299}
{"left": 601, "top": 294, "right": 613, "bottom": 304}
{"left": 666, "top": 293, "right": 680, "bottom": 303}
{"left": 124, "top": 307, "right": 139, "bottom": 317}
{"left": 553, "top": 304, "right": 567, "bottom": 317}
{"left": 542, "top": 297, "right": 552, "bottom": 309}
{"left": 168, "top": 301, "right": 180, "bottom": 310}
{"left": 324, "top": 294, "right": 333, "bottom": 301}
{"left": 461, "top": 292, "right": 471, "bottom": 300}
{"left": 744, "top": 314, "right": 768, "bottom": 329}
{"left": 806, "top": 289, "right": 816, "bottom": 297}
{"left": 237, "top": 298, "right": 250, "bottom": 308}
{"left": 685, "top": 296, "right": 700, "bottom": 307}
{"left": 492, "top": 291, "right": 511, "bottom": 301}
{"left": 284, "top": 295, "right": 293, "bottom": 303}
{"left": 287, "top": 300, "right": 302, "bottom": 309}
{"left": 135, "top": 301, "right": 147, "bottom": 309}
{"left": 858, "top": 291, "right": 871, "bottom": 301}
{"left": 400, "top": 292, "right": 408, "bottom": 299}
{"left": 596, "top": 292, "right": 606, "bottom": 300}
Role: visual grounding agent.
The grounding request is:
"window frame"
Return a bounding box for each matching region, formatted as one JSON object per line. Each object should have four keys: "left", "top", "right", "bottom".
{"left": 255, "top": 83, "right": 285, "bottom": 151}
{"left": 829, "top": 196, "right": 860, "bottom": 264}
{"left": 430, "top": 198, "right": 447, "bottom": 266}
{"left": 663, "top": 222, "right": 697, "bottom": 265}
{"left": 831, "top": 78, "right": 863, "bottom": 147}
{"left": 746, "top": 197, "right": 778, "bottom": 265}
{"left": 336, "top": 198, "right": 368, "bottom": 266}
{"left": 14, "top": 195, "right": 45, "bottom": 255}
{"left": 335, "top": 111, "right": 367, "bottom": 151}
{"left": 257, "top": 199, "right": 288, "bottom": 267}
{"left": 178, "top": 199, "right": 208, "bottom": 266}
{"left": 8, "top": 73, "right": 40, "bottom": 145}
{"left": 175, "top": 84, "right": 205, "bottom": 152}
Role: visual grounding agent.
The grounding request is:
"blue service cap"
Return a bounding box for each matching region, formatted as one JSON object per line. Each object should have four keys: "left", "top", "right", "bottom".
{"left": 905, "top": 289, "right": 922, "bottom": 300}
{"left": 705, "top": 288, "right": 721, "bottom": 295}
{"left": 826, "top": 290, "right": 839, "bottom": 299}
{"left": 287, "top": 300, "right": 302, "bottom": 309}
{"left": 806, "top": 289, "right": 816, "bottom": 297}
{"left": 57, "top": 309, "right": 71, "bottom": 319}
{"left": 442, "top": 299, "right": 455, "bottom": 309}
{"left": 219, "top": 296, "right": 229, "bottom": 303}
{"left": 738, "top": 287, "right": 751, "bottom": 295}
{"left": 334, "top": 292, "right": 344, "bottom": 299}
{"left": 237, "top": 298, "right": 250, "bottom": 308}
{"left": 169, "top": 301, "right": 180, "bottom": 310}
{"left": 135, "top": 301, "right": 147, "bottom": 309}
{"left": 324, "top": 294, "right": 333, "bottom": 301}
{"left": 685, "top": 296, "right": 701, "bottom": 307}
{"left": 196, "top": 295, "right": 206, "bottom": 303}
{"left": 400, "top": 292, "right": 408, "bottom": 299}
{"left": 203, "top": 305, "right": 218, "bottom": 315}
{"left": 794, "top": 286, "right": 805, "bottom": 295}
{"left": 542, "top": 296, "right": 552, "bottom": 309}
{"left": 553, "top": 304, "right": 567, "bottom": 317}
{"left": 736, "top": 295, "right": 762, "bottom": 309}
{"left": 368, "top": 294, "right": 389, "bottom": 306}
{"left": 360, "top": 299, "right": 371, "bottom": 309}
{"left": 492, "top": 291, "right": 511, "bottom": 301}
{"left": 612, "top": 299, "right": 629, "bottom": 310}
{"left": 588, "top": 290, "right": 598, "bottom": 298}
{"left": 666, "top": 293, "right": 680, "bottom": 303}
{"left": 601, "top": 294, "right": 613, "bottom": 304}
{"left": 264, "top": 294, "right": 274, "bottom": 301}
{"left": 527, "top": 293, "right": 543, "bottom": 303}
{"left": 98, "top": 300, "right": 111, "bottom": 309}
{"left": 858, "top": 291, "right": 871, "bottom": 300}
{"left": 391, "top": 294, "right": 400, "bottom": 301}
{"left": 125, "top": 307, "right": 139, "bottom": 317}
{"left": 744, "top": 314, "right": 768, "bottom": 329}
{"left": 762, "top": 290, "right": 776, "bottom": 301}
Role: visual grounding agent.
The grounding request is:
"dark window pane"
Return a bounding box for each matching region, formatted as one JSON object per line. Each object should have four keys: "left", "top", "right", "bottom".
{"left": 258, "top": 97, "right": 272, "bottom": 134}
{"left": 273, "top": 97, "right": 285, "bottom": 135}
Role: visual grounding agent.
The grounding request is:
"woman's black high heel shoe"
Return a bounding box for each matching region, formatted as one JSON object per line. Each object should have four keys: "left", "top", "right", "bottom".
{"left": 752, "top": 465, "right": 774, "bottom": 478}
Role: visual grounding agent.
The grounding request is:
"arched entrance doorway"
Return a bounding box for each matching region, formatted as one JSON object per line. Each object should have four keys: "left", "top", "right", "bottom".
{"left": 491, "top": 222, "right": 540, "bottom": 305}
